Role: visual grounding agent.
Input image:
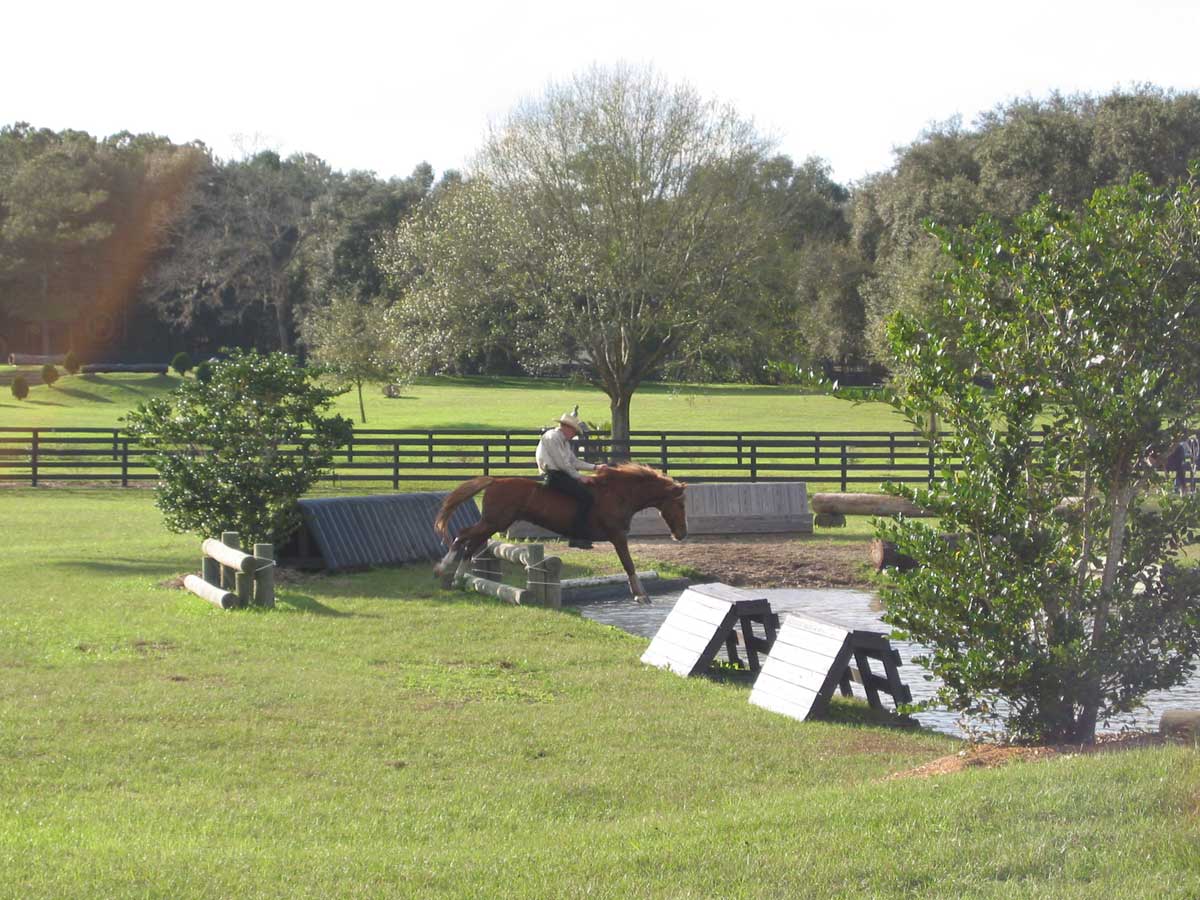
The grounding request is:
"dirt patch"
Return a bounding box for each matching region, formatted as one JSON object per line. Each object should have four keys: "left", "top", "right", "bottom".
{"left": 887, "top": 732, "right": 1165, "bottom": 780}
{"left": 625, "top": 534, "right": 874, "bottom": 589}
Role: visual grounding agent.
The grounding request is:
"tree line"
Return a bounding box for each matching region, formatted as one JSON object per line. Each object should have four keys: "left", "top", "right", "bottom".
{"left": 3, "top": 78, "right": 1199, "bottom": 414}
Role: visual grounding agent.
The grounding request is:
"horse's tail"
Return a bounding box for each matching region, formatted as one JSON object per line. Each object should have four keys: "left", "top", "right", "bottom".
{"left": 435, "top": 476, "right": 495, "bottom": 541}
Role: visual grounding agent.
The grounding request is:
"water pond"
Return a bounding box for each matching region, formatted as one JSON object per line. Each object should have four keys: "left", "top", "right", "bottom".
{"left": 575, "top": 586, "right": 1200, "bottom": 737}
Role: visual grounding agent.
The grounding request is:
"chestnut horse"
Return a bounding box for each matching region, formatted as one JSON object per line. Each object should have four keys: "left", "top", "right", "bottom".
{"left": 433, "top": 463, "right": 687, "bottom": 603}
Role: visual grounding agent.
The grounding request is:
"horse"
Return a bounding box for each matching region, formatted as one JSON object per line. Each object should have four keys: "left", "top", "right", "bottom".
{"left": 433, "top": 463, "right": 687, "bottom": 603}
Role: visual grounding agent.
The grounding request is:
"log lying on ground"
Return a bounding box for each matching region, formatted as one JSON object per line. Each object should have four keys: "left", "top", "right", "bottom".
{"left": 810, "top": 493, "right": 932, "bottom": 517}
{"left": 870, "top": 534, "right": 962, "bottom": 573}
{"left": 184, "top": 574, "right": 238, "bottom": 609}
{"left": 1160, "top": 709, "right": 1200, "bottom": 741}
{"left": 869, "top": 539, "right": 918, "bottom": 573}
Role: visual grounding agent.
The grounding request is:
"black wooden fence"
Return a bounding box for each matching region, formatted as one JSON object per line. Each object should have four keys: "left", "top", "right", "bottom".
{"left": 0, "top": 426, "right": 948, "bottom": 491}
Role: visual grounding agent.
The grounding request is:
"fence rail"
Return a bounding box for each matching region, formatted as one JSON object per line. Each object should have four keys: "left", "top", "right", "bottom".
{"left": 0, "top": 426, "right": 958, "bottom": 491}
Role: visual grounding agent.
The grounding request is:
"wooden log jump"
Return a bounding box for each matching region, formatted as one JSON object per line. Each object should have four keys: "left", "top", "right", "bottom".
{"left": 811, "top": 492, "right": 931, "bottom": 527}
{"left": 455, "top": 541, "right": 563, "bottom": 608}
{"left": 184, "top": 532, "right": 275, "bottom": 609}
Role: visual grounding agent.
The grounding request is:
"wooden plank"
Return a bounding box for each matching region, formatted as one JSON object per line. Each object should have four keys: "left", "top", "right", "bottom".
{"left": 688, "top": 583, "right": 767, "bottom": 606}
{"left": 751, "top": 660, "right": 835, "bottom": 697}
{"left": 769, "top": 628, "right": 850, "bottom": 660}
{"left": 749, "top": 676, "right": 821, "bottom": 721}
{"left": 646, "top": 625, "right": 719, "bottom": 656}
{"left": 642, "top": 591, "right": 739, "bottom": 677}
{"left": 777, "top": 613, "right": 851, "bottom": 643}
{"left": 668, "top": 596, "right": 738, "bottom": 627}
{"left": 764, "top": 638, "right": 848, "bottom": 672}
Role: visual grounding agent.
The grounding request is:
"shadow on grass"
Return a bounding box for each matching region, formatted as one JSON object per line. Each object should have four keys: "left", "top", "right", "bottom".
{"left": 24, "top": 399, "right": 64, "bottom": 407}
{"left": 275, "top": 593, "right": 364, "bottom": 617}
{"left": 53, "top": 386, "right": 114, "bottom": 403}
{"left": 81, "top": 374, "right": 178, "bottom": 394}
{"left": 57, "top": 558, "right": 179, "bottom": 577}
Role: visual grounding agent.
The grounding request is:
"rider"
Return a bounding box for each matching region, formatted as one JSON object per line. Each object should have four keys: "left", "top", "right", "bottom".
{"left": 536, "top": 407, "right": 606, "bottom": 549}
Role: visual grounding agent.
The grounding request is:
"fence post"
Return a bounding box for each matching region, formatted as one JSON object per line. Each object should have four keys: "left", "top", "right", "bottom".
{"left": 220, "top": 532, "right": 240, "bottom": 592}
{"left": 483, "top": 442, "right": 490, "bottom": 476}
{"left": 750, "top": 443, "right": 758, "bottom": 482}
{"left": 841, "top": 443, "right": 849, "bottom": 492}
{"left": 928, "top": 444, "right": 935, "bottom": 484}
{"left": 346, "top": 435, "right": 354, "bottom": 465}
{"left": 890, "top": 433, "right": 896, "bottom": 466}
{"left": 427, "top": 430, "right": 434, "bottom": 465}
{"left": 736, "top": 434, "right": 743, "bottom": 467}
{"left": 30, "top": 431, "right": 38, "bottom": 487}
{"left": 253, "top": 543, "right": 275, "bottom": 608}
{"left": 814, "top": 434, "right": 821, "bottom": 466}
{"left": 121, "top": 439, "right": 129, "bottom": 487}
{"left": 392, "top": 441, "right": 400, "bottom": 491}
{"left": 660, "top": 433, "right": 668, "bottom": 473}
{"left": 112, "top": 429, "right": 119, "bottom": 461}
{"left": 505, "top": 430, "right": 511, "bottom": 464}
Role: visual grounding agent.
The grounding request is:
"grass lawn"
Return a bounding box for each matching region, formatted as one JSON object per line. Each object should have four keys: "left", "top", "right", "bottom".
{"left": 0, "top": 371, "right": 908, "bottom": 434}
{"left": 2, "top": 490, "right": 1199, "bottom": 898}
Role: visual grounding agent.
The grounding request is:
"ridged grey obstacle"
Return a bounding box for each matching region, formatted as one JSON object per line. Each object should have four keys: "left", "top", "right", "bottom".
{"left": 748, "top": 613, "right": 911, "bottom": 721}
{"left": 453, "top": 540, "right": 563, "bottom": 607}
{"left": 278, "top": 493, "right": 481, "bottom": 571}
{"left": 184, "top": 531, "right": 275, "bottom": 610}
{"left": 509, "top": 481, "right": 812, "bottom": 540}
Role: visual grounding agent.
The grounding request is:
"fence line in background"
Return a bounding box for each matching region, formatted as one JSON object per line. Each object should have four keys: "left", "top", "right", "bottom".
{"left": 0, "top": 426, "right": 969, "bottom": 490}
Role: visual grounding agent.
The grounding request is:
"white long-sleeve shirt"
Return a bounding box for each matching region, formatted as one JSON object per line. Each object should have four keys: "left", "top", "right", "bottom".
{"left": 536, "top": 427, "right": 595, "bottom": 480}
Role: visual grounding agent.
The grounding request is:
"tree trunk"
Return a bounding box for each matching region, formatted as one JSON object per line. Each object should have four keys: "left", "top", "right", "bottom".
{"left": 356, "top": 380, "right": 367, "bottom": 424}
{"left": 1076, "top": 480, "right": 1138, "bottom": 742}
{"left": 608, "top": 387, "right": 633, "bottom": 462}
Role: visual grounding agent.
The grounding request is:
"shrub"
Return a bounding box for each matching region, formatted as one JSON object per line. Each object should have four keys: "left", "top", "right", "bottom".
{"left": 63, "top": 351, "right": 81, "bottom": 375}
{"left": 11, "top": 376, "right": 29, "bottom": 400}
{"left": 171, "top": 352, "right": 193, "bottom": 377}
{"left": 40, "top": 364, "right": 59, "bottom": 387}
{"left": 125, "top": 349, "right": 353, "bottom": 545}
{"left": 194, "top": 361, "right": 213, "bottom": 384}
{"left": 881, "top": 170, "right": 1200, "bottom": 743}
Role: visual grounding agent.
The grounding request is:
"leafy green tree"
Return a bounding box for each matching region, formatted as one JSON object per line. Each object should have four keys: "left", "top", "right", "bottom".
{"left": 143, "top": 150, "right": 334, "bottom": 353}
{"left": 880, "top": 168, "right": 1200, "bottom": 743}
{"left": 10, "top": 375, "right": 29, "bottom": 400}
{"left": 170, "top": 351, "right": 193, "bottom": 376}
{"left": 0, "top": 124, "right": 205, "bottom": 356}
{"left": 40, "top": 363, "right": 58, "bottom": 386}
{"left": 125, "top": 349, "right": 352, "bottom": 545}
{"left": 299, "top": 295, "right": 411, "bottom": 423}
{"left": 383, "top": 65, "right": 778, "bottom": 451}
{"left": 854, "top": 87, "right": 1200, "bottom": 362}
{"left": 63, "top": 350, "right": 80, "bottom": 374}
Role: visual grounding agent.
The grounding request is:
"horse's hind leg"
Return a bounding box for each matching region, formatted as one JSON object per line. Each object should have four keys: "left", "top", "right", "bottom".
{"left": 434, "top": 521, "right": 499, "bottom": 588}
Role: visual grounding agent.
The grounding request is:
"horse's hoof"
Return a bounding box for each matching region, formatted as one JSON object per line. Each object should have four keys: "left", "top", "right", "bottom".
{"left": 634, "top": 594, "right": 651, "bottom": 605}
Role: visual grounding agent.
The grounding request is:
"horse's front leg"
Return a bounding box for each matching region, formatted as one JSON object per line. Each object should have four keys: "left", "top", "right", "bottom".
{"left": 608, "top": 531, "right": 649, "bottom": 604}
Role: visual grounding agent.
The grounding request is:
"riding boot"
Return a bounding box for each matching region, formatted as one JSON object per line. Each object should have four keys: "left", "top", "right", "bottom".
{"left": 569, "top": 507, "right": 593, "bottom": 549}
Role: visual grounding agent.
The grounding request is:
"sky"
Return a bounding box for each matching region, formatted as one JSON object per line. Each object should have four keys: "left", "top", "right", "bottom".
{"left": 4, "top": 0, "right": 1199, "bottom": 186}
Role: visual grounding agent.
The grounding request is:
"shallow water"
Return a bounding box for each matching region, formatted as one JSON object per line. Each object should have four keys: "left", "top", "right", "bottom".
{"left": 575, "top": 586, "right": 1200, "bottom": 737}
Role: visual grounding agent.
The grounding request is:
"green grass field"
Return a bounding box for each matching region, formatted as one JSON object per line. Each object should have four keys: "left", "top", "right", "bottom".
{"left": 2, "top": 490, "right": 1199, "bottom": 898}
{"left": 0, "top": 370, "right": 907, "bottom": 433}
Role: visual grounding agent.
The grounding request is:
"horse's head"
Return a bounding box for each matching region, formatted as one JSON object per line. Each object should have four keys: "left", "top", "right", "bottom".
{"left": 593, "top": 463, "right": 688, "bottom": 539}
{"left": 656, "top": 481, "right": 688, "bottom": 541}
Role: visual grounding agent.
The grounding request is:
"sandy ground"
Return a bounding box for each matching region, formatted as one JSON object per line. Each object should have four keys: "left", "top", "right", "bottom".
{"left": 625, "top": 533, "right": 874, "bottom": 589}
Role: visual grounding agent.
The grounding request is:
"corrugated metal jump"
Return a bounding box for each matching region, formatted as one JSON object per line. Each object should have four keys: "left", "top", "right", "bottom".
{"left": 296, "top": 493, "right": 480, "bottom": 571}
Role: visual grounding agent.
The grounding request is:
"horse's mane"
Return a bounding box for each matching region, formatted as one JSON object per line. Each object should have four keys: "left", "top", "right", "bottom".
{"left": 591, "top": 462, "right": 681, "bottom": 494}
